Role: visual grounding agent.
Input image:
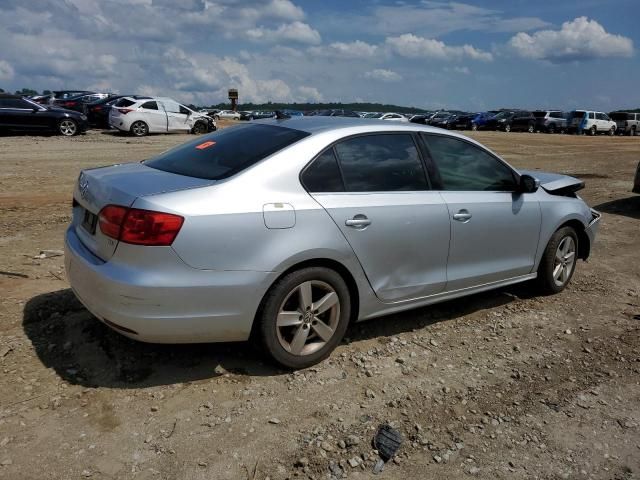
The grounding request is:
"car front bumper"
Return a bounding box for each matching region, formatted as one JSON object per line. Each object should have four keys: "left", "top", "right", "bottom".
{"left": 585, "top": 209, "right": 601, "bottom": 256}
{"left": 64, "top": 226, "right": 276, "bottom": 343}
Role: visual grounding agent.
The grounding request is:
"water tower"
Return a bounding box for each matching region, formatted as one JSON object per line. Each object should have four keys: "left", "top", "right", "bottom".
{"left": 228, "top": 88, "right": 238, "bottom": 111}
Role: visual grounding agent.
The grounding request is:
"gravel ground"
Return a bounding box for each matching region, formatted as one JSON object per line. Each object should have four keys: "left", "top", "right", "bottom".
{"left": 0, "top": 127, "right": 639, "bottom": 480}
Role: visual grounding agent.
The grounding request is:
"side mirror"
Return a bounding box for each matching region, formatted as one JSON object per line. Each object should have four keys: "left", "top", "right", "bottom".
{"left": 518, "top": 174, "right": 539, "bottom": 193}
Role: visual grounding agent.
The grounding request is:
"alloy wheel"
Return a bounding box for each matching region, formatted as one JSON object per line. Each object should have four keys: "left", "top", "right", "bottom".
{"left": 131, "top": 121, "right": 148, "bottom": 136}
{"left": 59, "top": 119, "right": 77, "bottom": 136}
{"left": 553, "top": 236, "right": 576, "bottom": 287}
{"left": 276, "top": 280, "right": 340, "bottom": 356}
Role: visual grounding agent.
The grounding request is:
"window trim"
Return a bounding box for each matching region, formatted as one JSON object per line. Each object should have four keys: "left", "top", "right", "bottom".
{"left": 299, "top": 131, "right": 433, "bottom": 194}
{"left": 419, "top": 132, "right": 520, "bottom": 193}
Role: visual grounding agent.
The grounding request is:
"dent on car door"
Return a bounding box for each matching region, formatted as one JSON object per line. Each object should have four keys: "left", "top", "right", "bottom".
{"left": 421, "top": 133, "right": 541, "bottom": 291}
{"left": 304, "top": 133, "right": 450, "bottom": 302}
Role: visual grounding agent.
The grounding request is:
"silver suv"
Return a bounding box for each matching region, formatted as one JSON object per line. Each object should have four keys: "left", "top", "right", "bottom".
{"left": 610, "top": 112, "right": 640, "bottom": 136}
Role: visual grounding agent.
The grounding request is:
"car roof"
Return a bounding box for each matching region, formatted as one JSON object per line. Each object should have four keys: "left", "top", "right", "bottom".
{"left": 255, "top": 115, "right": 465, "bottom": 135}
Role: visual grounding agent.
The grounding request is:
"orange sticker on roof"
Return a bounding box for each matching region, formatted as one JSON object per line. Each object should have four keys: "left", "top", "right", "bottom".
{"left": 195, "top": 141, "right": 216, "bottom": 150}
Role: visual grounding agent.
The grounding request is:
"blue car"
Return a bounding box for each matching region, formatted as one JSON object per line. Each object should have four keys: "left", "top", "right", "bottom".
{"left": 471, "top": 111, "right": 499, "bottom": 131}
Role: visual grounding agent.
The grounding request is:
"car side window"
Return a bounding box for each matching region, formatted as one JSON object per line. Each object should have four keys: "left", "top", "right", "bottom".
{"left": 589, "top": 112, "right": 595, "bottom": 119}
{"left": 334, "top": 134, "right": 428, "bottom": 192}
{"left": 140, "top": 101, "right": 158, "bottom": 110}
{"left": 423, "top": 134, "right": 517, "bottom": 192}
{"left": 0, "top": 98, "right": 31, "bottom": 109}
{"left": 301, "top": 149, "right": 344, "bottom": 192}
{"left": 179, "top": 105, "right": 190, "bottom": 115}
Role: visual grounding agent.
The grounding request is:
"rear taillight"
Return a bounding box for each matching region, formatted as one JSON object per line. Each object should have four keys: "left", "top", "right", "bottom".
{"left": 98, "top": 205, "right": 184, "bottom": 246}
{"left": 63, "top": 101, "right": 77, "bottom": 107}
{"left": 91, "top": 106, "right": 103, "bottom": 111}
{"left": 117, "top": 108, "right": 133, "bottom": 114}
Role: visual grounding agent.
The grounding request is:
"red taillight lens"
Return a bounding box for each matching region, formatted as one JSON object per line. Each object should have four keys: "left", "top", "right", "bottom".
{"left": 63, "top": 101, "right": 77, "bottom": 107}
{"left": 99, "top": 205, "right": 128, "bottom": 240}
{"left": 98, "top": 205, "right": 184, "bottom": 246}
{"left": 92, "top": 106, "right": 103, "bottom": 111}
{"left": 117, "top": 108, "right": 133, "bottom": 114}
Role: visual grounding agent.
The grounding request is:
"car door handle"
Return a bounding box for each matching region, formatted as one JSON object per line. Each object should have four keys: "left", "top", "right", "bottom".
{"left": 453, "top": 210, "right": 472, "bottom": 222}
{"left": 345, "top": 216, "right": 371, "bottom": 228}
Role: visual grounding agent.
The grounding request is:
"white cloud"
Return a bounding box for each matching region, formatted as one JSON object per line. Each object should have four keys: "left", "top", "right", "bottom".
{"left": 297, "top": 86, "right": 323, "bottom": 102}
{"left": 246, "top": 21, "right": 321, "bottom": 44}
{"left": 309, "top": 40, "right": 378, "bottom": 59}
{"left": 386, "top": 34, "right": 493, "bottom": 61}
{"left": 509, "top": 17, "right": 634, "bottom": 62}
{"left": 364, "top": 69, "right": 402, "bottom": 82}
{"left": 0, "top": 60, "right": 15, "bottom": 81}
{"left": 262, "top": 0, "right": 305, "bottom": 21}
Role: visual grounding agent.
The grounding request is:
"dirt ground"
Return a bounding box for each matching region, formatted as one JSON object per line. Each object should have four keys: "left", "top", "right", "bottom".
{"left": 0, "top": 126, "right": 639, "bottom": 480}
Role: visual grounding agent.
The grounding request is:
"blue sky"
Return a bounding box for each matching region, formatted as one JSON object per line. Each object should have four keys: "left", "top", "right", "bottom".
{"left": 0, "top": 0, "right": 637, "bottom": 110}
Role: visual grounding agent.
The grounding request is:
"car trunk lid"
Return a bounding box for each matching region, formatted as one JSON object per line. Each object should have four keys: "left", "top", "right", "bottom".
{"left": 72, "top": 162, "right": 214, "bottom": 261}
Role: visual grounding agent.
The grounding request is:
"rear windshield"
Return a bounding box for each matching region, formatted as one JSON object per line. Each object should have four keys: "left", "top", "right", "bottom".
{"left": 115, "top": 98, "right": 136, "bottom": 107}
{"left": 145, "top": 124, "right": 310, "bottom": 180}
{"left": 609, "top": 112, "right": 630, "bottom": 120}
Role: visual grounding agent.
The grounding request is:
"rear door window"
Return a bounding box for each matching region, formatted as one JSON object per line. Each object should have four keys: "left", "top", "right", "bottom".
{"left": 140, "top": 101, "right": 158, "bottom": 110}
{"left": 115, "top": 98, "right": 136, "bottom": 107}
{"left": 145, "top": 124, "right": 310, "bottom": 180}
{"left": 423, "top": 134, "right": 516, "bottom": 192}
{"left": 0, "top": 98, "right": 32, "bottom": 109}
{"left": 333, "top": 134, "right": 428, "bottom": 192}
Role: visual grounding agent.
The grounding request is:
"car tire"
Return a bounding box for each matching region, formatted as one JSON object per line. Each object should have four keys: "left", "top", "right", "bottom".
{"left": 213, "top": 115, "right": 220, "bottom": 121}
{"left": 471, "top": 123, "right": 478, "bottom": 131}
{"left": 631, "top": 126, "right": 637, "bottom": 137}
{"left": 258, "top": 267, "right": 351, "bottom": 369}
{"left": 130, "top": 121, "right": 148, "bottom": 137}
{"left": 58, "top": 118, "right": 78, "bottom": 136}
{"left": 504, "top": 124, "right": 511, "bottom": 132}
{"left": 547, "top": 124, "right": 556, "bottom": 134}
{"left": 536, "top": 226, "right": 579, "bottom": 295}
{"left": 590, "top": 126, "right": 597, "bottom": 136}
{"left": 527, "top": 123, "right": 535, "bottom": 133}
{"left": 609, "top": 126, "right": 615, "bottom": 136}
{"left": 192, "top": 121, "right": 208, "bottom": 135}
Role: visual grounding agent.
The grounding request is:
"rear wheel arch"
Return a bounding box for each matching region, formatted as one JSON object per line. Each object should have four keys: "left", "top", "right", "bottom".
{"left": 253, "top": 258, "right": 360, "bottom": 335}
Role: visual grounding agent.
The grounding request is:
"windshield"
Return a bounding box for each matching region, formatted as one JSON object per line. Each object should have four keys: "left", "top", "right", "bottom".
{"left": 493, "top": 111, "right": 512, "bottom": 120}
{"left": 145, "top": 124, "right": 310, "bottom": 180}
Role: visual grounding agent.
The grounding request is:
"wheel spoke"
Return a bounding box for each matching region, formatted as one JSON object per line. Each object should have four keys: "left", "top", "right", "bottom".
{"left": 564, "top": 251, "right": 575, "bottom": 262}
{"left": 553, "top": 264, "right": 563, "bottom": 280}
{"left": 298, "top": 282, "right": 313, "bottom": 310}
{"left": 556, "top": 250, "right": 564, "bottom": 262}
{"left": 562, "top": 264, "right": 570, "bottom": 283}
{"left": 312, "top": 319, "right": 334, "bottom": 342}
{"left": 289, "top": 325, "right": 310, "bottom": 355}
{"left": 312, "top": 292, "right": 338, "bottom": 315}
{"left": 277, "top": 311, "right": 302, "bottom": 327}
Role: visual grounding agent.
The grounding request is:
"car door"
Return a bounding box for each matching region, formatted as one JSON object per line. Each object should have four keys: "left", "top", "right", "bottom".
{"left": 161, "top": 100, "right": 190, "bottom": 132}
{"left": 0, "top": 97, "right": 40, "bottom": 130}
{"left": 304, "top": 133, "right": 451, "bottom": 302}
{"left": 139, "top": 100, "right": 166, "bottom": 132}
{"left": 421, "top": 133, "right": 541, "bottom": 291}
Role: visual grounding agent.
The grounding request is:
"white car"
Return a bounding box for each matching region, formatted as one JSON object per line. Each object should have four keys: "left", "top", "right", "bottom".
{"left": 379, "top": 112, "right": 409, "bottom": 122}
{"left": 214, "top": 110, "right": 241, "bottom": 120}
{"left": 569, "top": 110, "right": 616, "bottom": 136}
{"left": 109, "top": 97, "right": 214, "bottom": 136}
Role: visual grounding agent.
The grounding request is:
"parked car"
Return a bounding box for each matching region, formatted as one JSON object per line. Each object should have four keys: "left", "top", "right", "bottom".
{"left": 214, "top": 110, "right": 241, "bottom": 120}
{"left": 108, "top": 97, "right": 215, "bottom": 136}
{"left": 65, "top": 117, "right": 600, "bottom": 368}
{"left": 567, "top": 110, "right": 616, "bottom": 136}
{"left": 609, "top": 112, "right": 640, "bottom": 136}
{"left": 634, "top": 161, "right": 640, "bottom": 194}
{"left": 533, "top": 110, "right": 568, "bottom": 134}
{"left": 87, "top": 95, "right": 151, "bottom": 128}
{"left": 427, "top": 111, "right": 454, "bottom": 127}
{"left": 249, "top": 111, "right": 276, "bottom": 120}
{"left": 379, "top": 112, "right": 409, "bottom": 122}
{"left": 30, "top": 94, "right": 54, "bottom": 105}
{"left": 315, "top": 109, "right": 361, "bottom": 118}
{"left": 485, "top": 110, "right": 536, "bottom": 132}
{"left": 239, "top": 111, "right": 253, "bottom": 121}
{"left": 448, "top": 112, "right": 476, "bottom": 130}
{"left": 53, "top": 93, "right": 114, "bottom": 114}
{"left": 470, "top": 111, "right": 499, "bottom": 131}
{"left": 0, "top": 94, "right": 88, "bottom": 136}
{"left": 282, "top": 109, "right": 304, "bottom": 117}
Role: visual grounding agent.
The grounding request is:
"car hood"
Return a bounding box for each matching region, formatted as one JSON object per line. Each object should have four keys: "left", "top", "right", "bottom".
{"left": 46, "top": 106, "right": 83, "bottom": 116}
{"left": 519, "top": 169, "right": 585, "bottom": 193}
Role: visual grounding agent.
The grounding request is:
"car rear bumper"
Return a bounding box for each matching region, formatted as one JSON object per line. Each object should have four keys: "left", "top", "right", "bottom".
{"left": 64, "top": 226, "right": 276, "bottom": 343}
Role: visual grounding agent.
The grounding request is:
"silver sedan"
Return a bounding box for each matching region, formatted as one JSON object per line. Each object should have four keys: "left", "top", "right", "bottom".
{"left": 65, "top": 117, "right": 600, "bottom": 368}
